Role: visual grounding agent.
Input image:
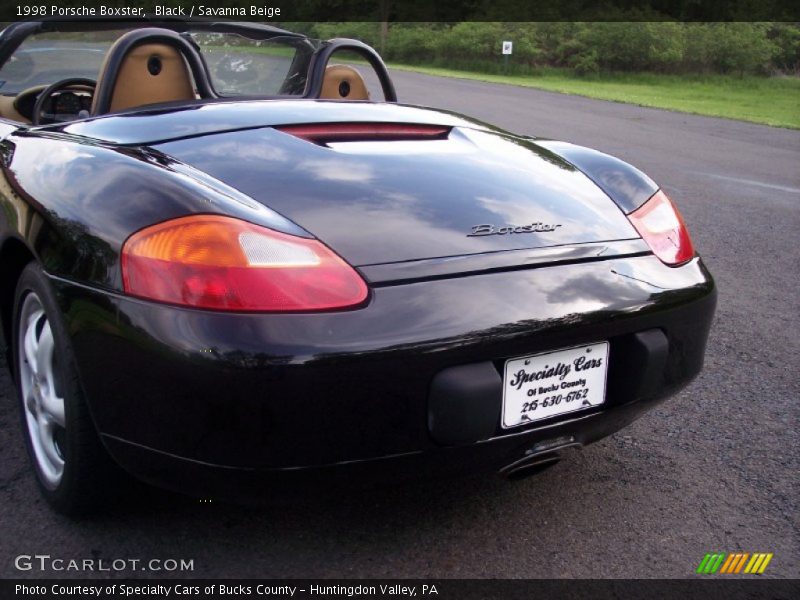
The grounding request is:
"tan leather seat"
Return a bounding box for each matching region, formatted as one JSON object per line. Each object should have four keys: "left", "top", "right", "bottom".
{"left": 320, "top": 65, "right": 370, "bottom": 101}
{"left": 91, "top": 42, "right": 195, "bottom": 114}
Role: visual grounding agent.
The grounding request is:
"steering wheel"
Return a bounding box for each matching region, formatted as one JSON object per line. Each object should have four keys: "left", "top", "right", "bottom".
{"left": 32, "top": 78, "right": 96, "bottom": 125}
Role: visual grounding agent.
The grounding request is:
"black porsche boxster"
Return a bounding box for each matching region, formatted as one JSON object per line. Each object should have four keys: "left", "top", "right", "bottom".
{"left": 0, "top": 18, "right": 715, "bottom": 514}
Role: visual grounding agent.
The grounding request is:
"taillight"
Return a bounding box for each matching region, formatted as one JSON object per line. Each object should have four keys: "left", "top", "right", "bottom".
{"left": 121, "top": 215, "right": 368, "bottom": 311}
{"left": 628, "top": 190, "right": 695, "bottom": 266}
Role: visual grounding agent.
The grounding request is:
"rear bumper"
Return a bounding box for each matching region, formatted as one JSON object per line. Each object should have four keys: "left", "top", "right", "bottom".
{"left": 50, "top": 255, "right": 715, "bottom": 494}
{"left": 102, "top": 389, "right": 676, "bottom": 498}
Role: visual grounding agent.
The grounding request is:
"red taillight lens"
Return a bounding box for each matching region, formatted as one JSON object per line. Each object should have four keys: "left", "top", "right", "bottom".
{"left": 628, "top": 190, "right": 695, "bottom": 266}
{"left": 121, "top": 215, "right": 368, "bottom": 311}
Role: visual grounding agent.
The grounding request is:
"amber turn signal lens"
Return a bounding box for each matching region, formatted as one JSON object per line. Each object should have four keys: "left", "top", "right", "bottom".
{"left": 121, "top": 215, "right": 368, "bottom": 311}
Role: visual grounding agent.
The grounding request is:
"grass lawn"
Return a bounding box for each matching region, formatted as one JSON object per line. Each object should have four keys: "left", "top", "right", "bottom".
{"left": 387, "top": 65, "right": 800, "bottom": 129}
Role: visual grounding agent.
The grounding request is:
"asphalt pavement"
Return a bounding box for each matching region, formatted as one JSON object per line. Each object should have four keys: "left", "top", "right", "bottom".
{"left": 0, "top": 69, "right": 798, "bottom": 579}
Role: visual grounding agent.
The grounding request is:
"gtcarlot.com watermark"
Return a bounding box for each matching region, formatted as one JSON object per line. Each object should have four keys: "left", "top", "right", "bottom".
{"left": 14, "top": 554, "right": 194, "bottom": 573}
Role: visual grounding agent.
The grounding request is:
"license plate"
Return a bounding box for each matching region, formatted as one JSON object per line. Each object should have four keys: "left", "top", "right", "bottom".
{"left": 501, "top": 342, "right": 609, "bottom": 428}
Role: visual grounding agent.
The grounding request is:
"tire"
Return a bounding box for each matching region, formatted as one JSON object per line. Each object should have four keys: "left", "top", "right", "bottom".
{"left": 12, "top": 262, "right": 118, "bottom": 514}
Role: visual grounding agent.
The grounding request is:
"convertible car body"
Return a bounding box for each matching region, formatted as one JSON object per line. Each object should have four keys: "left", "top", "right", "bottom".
{"left": 0, "top": 18, "right": 715, "bottom": 513}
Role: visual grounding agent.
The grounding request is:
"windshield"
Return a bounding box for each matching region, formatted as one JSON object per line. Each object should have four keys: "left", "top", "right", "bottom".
{"left": 0, "top": 28, "right": 318, "bottom": 96}
{"left": 0, "top": 31, "right": 116, "bottom": 93}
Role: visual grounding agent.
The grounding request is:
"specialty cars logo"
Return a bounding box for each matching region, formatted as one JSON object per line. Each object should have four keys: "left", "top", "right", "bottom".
{"left": 696, "top": 552, "right": 773, "bottom": 574}
{"left": 468, "top": 223, "right": 562, "bottom": 237}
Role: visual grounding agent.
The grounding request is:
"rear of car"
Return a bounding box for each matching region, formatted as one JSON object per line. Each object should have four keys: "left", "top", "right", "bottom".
{"left": 63, "top": 254, "right": 713, "bottom": 496}
{"left": 46, "top": 106, "right": 715, "bottom": 496}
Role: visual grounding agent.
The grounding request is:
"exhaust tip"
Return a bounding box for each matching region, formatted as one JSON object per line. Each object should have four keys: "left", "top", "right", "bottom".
{"left": 501, "top": 451, "right": 563, "bottom": 481}
{"left": 499, "top": 437, "right": 582, "bottom": 481}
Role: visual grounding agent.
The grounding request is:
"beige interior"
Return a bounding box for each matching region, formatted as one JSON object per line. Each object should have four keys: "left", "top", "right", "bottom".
{"left": 320, "top": 64, "right": 370, "bottom": 101}
{"left": 92, "top": 43, "right": 195, "bottom": 114}
{"left": 0, "top": 85, "right": 49, "bottom": 124}
{"left": 0, "top": 95, "right": 31, "bottom": 123}
{"left": 0, "top": 52, "right": 374, "bottom": 123}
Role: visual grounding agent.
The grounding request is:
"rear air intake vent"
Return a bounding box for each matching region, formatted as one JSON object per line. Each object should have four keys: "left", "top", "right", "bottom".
{"left": 276, "top": 123, "right": 451, "bottom": 144}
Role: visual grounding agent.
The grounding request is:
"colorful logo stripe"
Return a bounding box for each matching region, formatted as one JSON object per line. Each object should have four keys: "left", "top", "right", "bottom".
{"left": 697, "top": 552, "right": 773, "bottom": 574}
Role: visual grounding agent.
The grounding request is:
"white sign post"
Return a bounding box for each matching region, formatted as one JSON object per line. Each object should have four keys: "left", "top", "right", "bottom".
{"left": 502, "top": 41, "right": 513, "bottom": 73}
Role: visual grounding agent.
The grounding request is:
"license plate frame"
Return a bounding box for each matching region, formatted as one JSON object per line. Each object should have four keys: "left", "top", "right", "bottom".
{"left": 501, "top": 342, "right": 610, "bottom": 429}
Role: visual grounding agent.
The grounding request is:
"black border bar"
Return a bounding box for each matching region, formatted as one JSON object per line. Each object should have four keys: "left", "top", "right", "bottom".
{"left": 2, "top": 0, "right": 800, "bottom": 23}
{"left": 3, "top": 579, "right": 799, "bottom": 600}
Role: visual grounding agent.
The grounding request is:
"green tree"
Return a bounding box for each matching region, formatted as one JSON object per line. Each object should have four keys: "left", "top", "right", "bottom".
{"left": 769, "top": 23, "right": 800, "bottom": 73}
{"left": 701, "top": 23, "right": 776, "bottom": 75}
{"left": 383, "top": 24, "right": 439, "bottom": 63}
{"left": 578, "top": 22, "right": 685, "bottom": 72}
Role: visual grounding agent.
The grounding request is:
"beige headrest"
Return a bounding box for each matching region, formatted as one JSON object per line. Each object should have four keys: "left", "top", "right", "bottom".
{"left": 320, "top": 64, "right": 370, "bottom": 101}
{"left": 92, "top": 43, "right": 195, "bottom": 114}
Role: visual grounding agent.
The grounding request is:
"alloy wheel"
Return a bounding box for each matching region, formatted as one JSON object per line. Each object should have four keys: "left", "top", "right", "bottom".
{"left": 18, "top": 292, "right": 66, "bottom": 489}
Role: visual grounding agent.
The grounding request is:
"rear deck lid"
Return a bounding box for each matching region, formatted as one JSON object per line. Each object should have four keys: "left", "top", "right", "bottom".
{"left": 156, "top": 122, "right": 641, "bottom": 268}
